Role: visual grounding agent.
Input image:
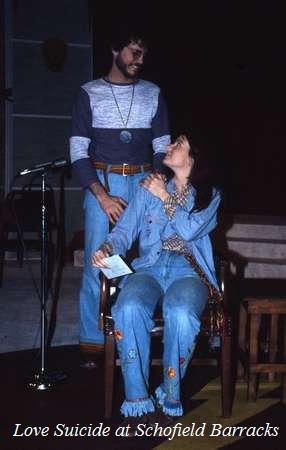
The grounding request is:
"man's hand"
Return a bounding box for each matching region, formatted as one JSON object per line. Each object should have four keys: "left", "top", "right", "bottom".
{"left": 98, "top": 194, "right": 127, "bottom": 224}
{"left": 91, "top": 249, "right": 110, "bottom": 268}
{"left": 90, "top": 182, "right": 128, "bottom": 224}
{"left": 140, "top": 173, "right": 169, "bottom": 201}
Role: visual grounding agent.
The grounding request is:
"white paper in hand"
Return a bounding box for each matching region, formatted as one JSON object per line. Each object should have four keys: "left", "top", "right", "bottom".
{"left": 100, "top": 255, "right": 133, "bottom": 279}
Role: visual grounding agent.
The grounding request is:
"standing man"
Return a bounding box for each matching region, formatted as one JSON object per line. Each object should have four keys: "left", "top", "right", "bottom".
{"left": 70, "top": 29, "right": 170, "bottom": 368}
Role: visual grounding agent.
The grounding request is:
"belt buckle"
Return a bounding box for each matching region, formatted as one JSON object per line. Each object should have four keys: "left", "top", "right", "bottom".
{"left": 122, "top": 163, "right": 129, "bottom": 176}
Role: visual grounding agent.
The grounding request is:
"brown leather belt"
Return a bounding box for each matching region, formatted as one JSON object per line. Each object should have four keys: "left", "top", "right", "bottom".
{"left": 92, "top": 161, "right": 152, "bottom": 176}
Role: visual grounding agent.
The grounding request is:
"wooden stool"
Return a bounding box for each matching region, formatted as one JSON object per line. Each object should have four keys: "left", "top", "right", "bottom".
{"left": 237, "top": 298, "right": 286, "bottom": 404}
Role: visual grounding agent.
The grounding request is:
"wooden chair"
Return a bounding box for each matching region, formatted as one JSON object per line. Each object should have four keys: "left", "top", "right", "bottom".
{"left": 238, "top": 297, "right": 286, "bottom": 403}
{"left": 99, "top": 252, "right": 233, "bottom": 419}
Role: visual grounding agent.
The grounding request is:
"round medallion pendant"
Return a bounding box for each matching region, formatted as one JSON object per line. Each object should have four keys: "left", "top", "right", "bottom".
{"left": 120, "top": 130, "right": 132, "bottom": 144}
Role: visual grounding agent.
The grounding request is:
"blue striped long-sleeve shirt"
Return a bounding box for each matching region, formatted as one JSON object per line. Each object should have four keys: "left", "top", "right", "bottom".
{"left": 70, "top": 78, "right": 171, "bottom": 188}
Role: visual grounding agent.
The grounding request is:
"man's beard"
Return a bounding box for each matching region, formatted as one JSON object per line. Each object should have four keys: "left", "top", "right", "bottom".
{"left": 115, "top": 54, "right": 142, "bottom": 79}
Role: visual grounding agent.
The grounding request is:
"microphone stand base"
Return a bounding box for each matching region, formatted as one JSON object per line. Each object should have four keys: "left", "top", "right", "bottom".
{"left": 28, "top": 370, "right": 68, "bottom": 391}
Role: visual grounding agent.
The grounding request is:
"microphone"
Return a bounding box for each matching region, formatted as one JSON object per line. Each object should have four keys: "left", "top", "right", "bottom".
{"left": 18, "top": 157, "right": 70, "bottom": 176}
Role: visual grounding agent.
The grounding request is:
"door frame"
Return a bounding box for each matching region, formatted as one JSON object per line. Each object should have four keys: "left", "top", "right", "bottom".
{"left": 0, "top": 0, "right": 13, "bottom": 197}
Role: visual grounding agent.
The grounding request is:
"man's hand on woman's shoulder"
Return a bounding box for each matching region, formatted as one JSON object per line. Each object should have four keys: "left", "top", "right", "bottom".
{"left": 139, "top": 173, "right": 169, "bottom": 202}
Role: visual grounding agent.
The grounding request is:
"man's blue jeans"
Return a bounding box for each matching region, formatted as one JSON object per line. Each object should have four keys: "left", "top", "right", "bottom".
{"left": 80, "top": 170, "right": 146, "bottom": 345}
{"left": 111, "top": 251, "right": 209, "bottom": 417}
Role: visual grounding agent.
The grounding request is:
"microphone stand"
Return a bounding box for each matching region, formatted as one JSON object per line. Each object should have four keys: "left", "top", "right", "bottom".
{"left": 27, "top": 168, "right": 67, "bottom": 390}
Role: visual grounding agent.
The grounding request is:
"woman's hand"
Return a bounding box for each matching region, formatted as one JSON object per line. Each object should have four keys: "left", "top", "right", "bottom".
{"left": 91, "top": 249, "right": 110, "bottom": 268}
{"left": 140, "top": 173, "right": 169, "bottom": 201}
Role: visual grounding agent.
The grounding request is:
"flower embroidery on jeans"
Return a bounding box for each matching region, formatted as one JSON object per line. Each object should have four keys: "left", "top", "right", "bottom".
{"left": 179, "top": 357, "right": 185, "bottom": 365}
{"left": 128, "top": 349, "right": 137, "bottom": 359}
{"left": 167, "top": 367, "right": 176, "bottom": 378}
{"left": 114, "top": 329, "right": 123, "bottom": 340}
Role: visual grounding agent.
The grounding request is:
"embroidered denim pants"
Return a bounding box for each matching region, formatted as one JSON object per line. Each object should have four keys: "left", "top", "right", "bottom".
{"left": 111, "top": 251, "right": 208, "bottom": 417}
{"left": 80, "top": 170, "right": 146, "bottom": 345}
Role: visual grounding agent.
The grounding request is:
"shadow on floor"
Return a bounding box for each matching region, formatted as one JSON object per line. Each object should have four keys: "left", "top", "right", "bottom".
{"left": 0, "top": 345, "right": 218, "bottom": 450}
{"left": 219, "top": 399, "right": 286, "bottom": 449}
{"left": 1, "top": 345, "right": 285, "bottom": 450}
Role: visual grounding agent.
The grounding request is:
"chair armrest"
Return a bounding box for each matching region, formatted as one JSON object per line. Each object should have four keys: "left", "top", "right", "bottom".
{"left": 214, "top": 251, "right": 231, "bottom": 308}
{"left": 99, "top": 272, "right": 110, "bottom": 331}
{"left": 210, "top": 253, "right": 232, "bottom": 337}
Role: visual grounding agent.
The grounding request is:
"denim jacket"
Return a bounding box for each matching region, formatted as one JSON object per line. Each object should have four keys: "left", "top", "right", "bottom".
{"left": 105, "top": 180, "right": 221, "bottom": 290}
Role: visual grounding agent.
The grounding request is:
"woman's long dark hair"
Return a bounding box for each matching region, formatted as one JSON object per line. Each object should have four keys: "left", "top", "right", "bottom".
{"left": 167, "top": 132, "right": 216, "bottom": 212}
{"left": 187, "top": 135, "right": 215, "bottom": 212}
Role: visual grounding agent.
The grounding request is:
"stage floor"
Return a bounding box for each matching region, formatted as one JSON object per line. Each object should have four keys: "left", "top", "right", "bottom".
{"left": 1, "top": 260, "right": 285, "bottom": 449}
{"left": 0, "top": 345, "right": 285, "bottom": 450}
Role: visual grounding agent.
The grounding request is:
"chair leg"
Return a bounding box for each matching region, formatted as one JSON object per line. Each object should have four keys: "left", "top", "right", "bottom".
{"left": 237, "top": 301, "right": 247, "bottom": 380}
{"left": 283, "top": 316, "right": 286, "bottom": 404}
{"left": 282, "top": 374, "right": 286, "bottom": 405}
{"left": 248, "top": 313, "right": 261, "bottom": 401}
{"left": 220, "top": 333, "right": 232, "bottom": 417}
{"left": 104, "top": 334, "right": 116, "bottom": 419}
{"left": 268, "top": 314, "right": 278, "bottom": 382}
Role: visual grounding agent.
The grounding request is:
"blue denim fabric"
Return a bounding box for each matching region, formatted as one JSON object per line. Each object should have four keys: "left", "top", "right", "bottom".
{"left": 79, "top": 170, "right": 147, "bottom": 344}
{"left": 111, "top": 251, "right": 208, "bottom": 417}
{"left": 107, "top": 182, "right": 221, "bottom": 291}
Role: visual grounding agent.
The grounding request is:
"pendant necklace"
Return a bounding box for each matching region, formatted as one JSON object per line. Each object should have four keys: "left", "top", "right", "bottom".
{"left": 107, "top": 79, "right": 135, "bottom": 143}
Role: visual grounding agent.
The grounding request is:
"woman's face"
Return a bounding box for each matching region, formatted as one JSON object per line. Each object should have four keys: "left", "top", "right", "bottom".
{"left": 163, "top": 135, "right": 194, "bottom": 172}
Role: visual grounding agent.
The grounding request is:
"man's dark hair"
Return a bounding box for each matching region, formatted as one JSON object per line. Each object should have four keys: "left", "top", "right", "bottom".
{"left": 110, "top": 27, "right": 149, "bottom": 52}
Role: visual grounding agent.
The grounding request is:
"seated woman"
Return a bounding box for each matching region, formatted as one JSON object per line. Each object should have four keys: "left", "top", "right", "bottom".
{"left": 92, "top": 133, "right": 221, "bottom": 428}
